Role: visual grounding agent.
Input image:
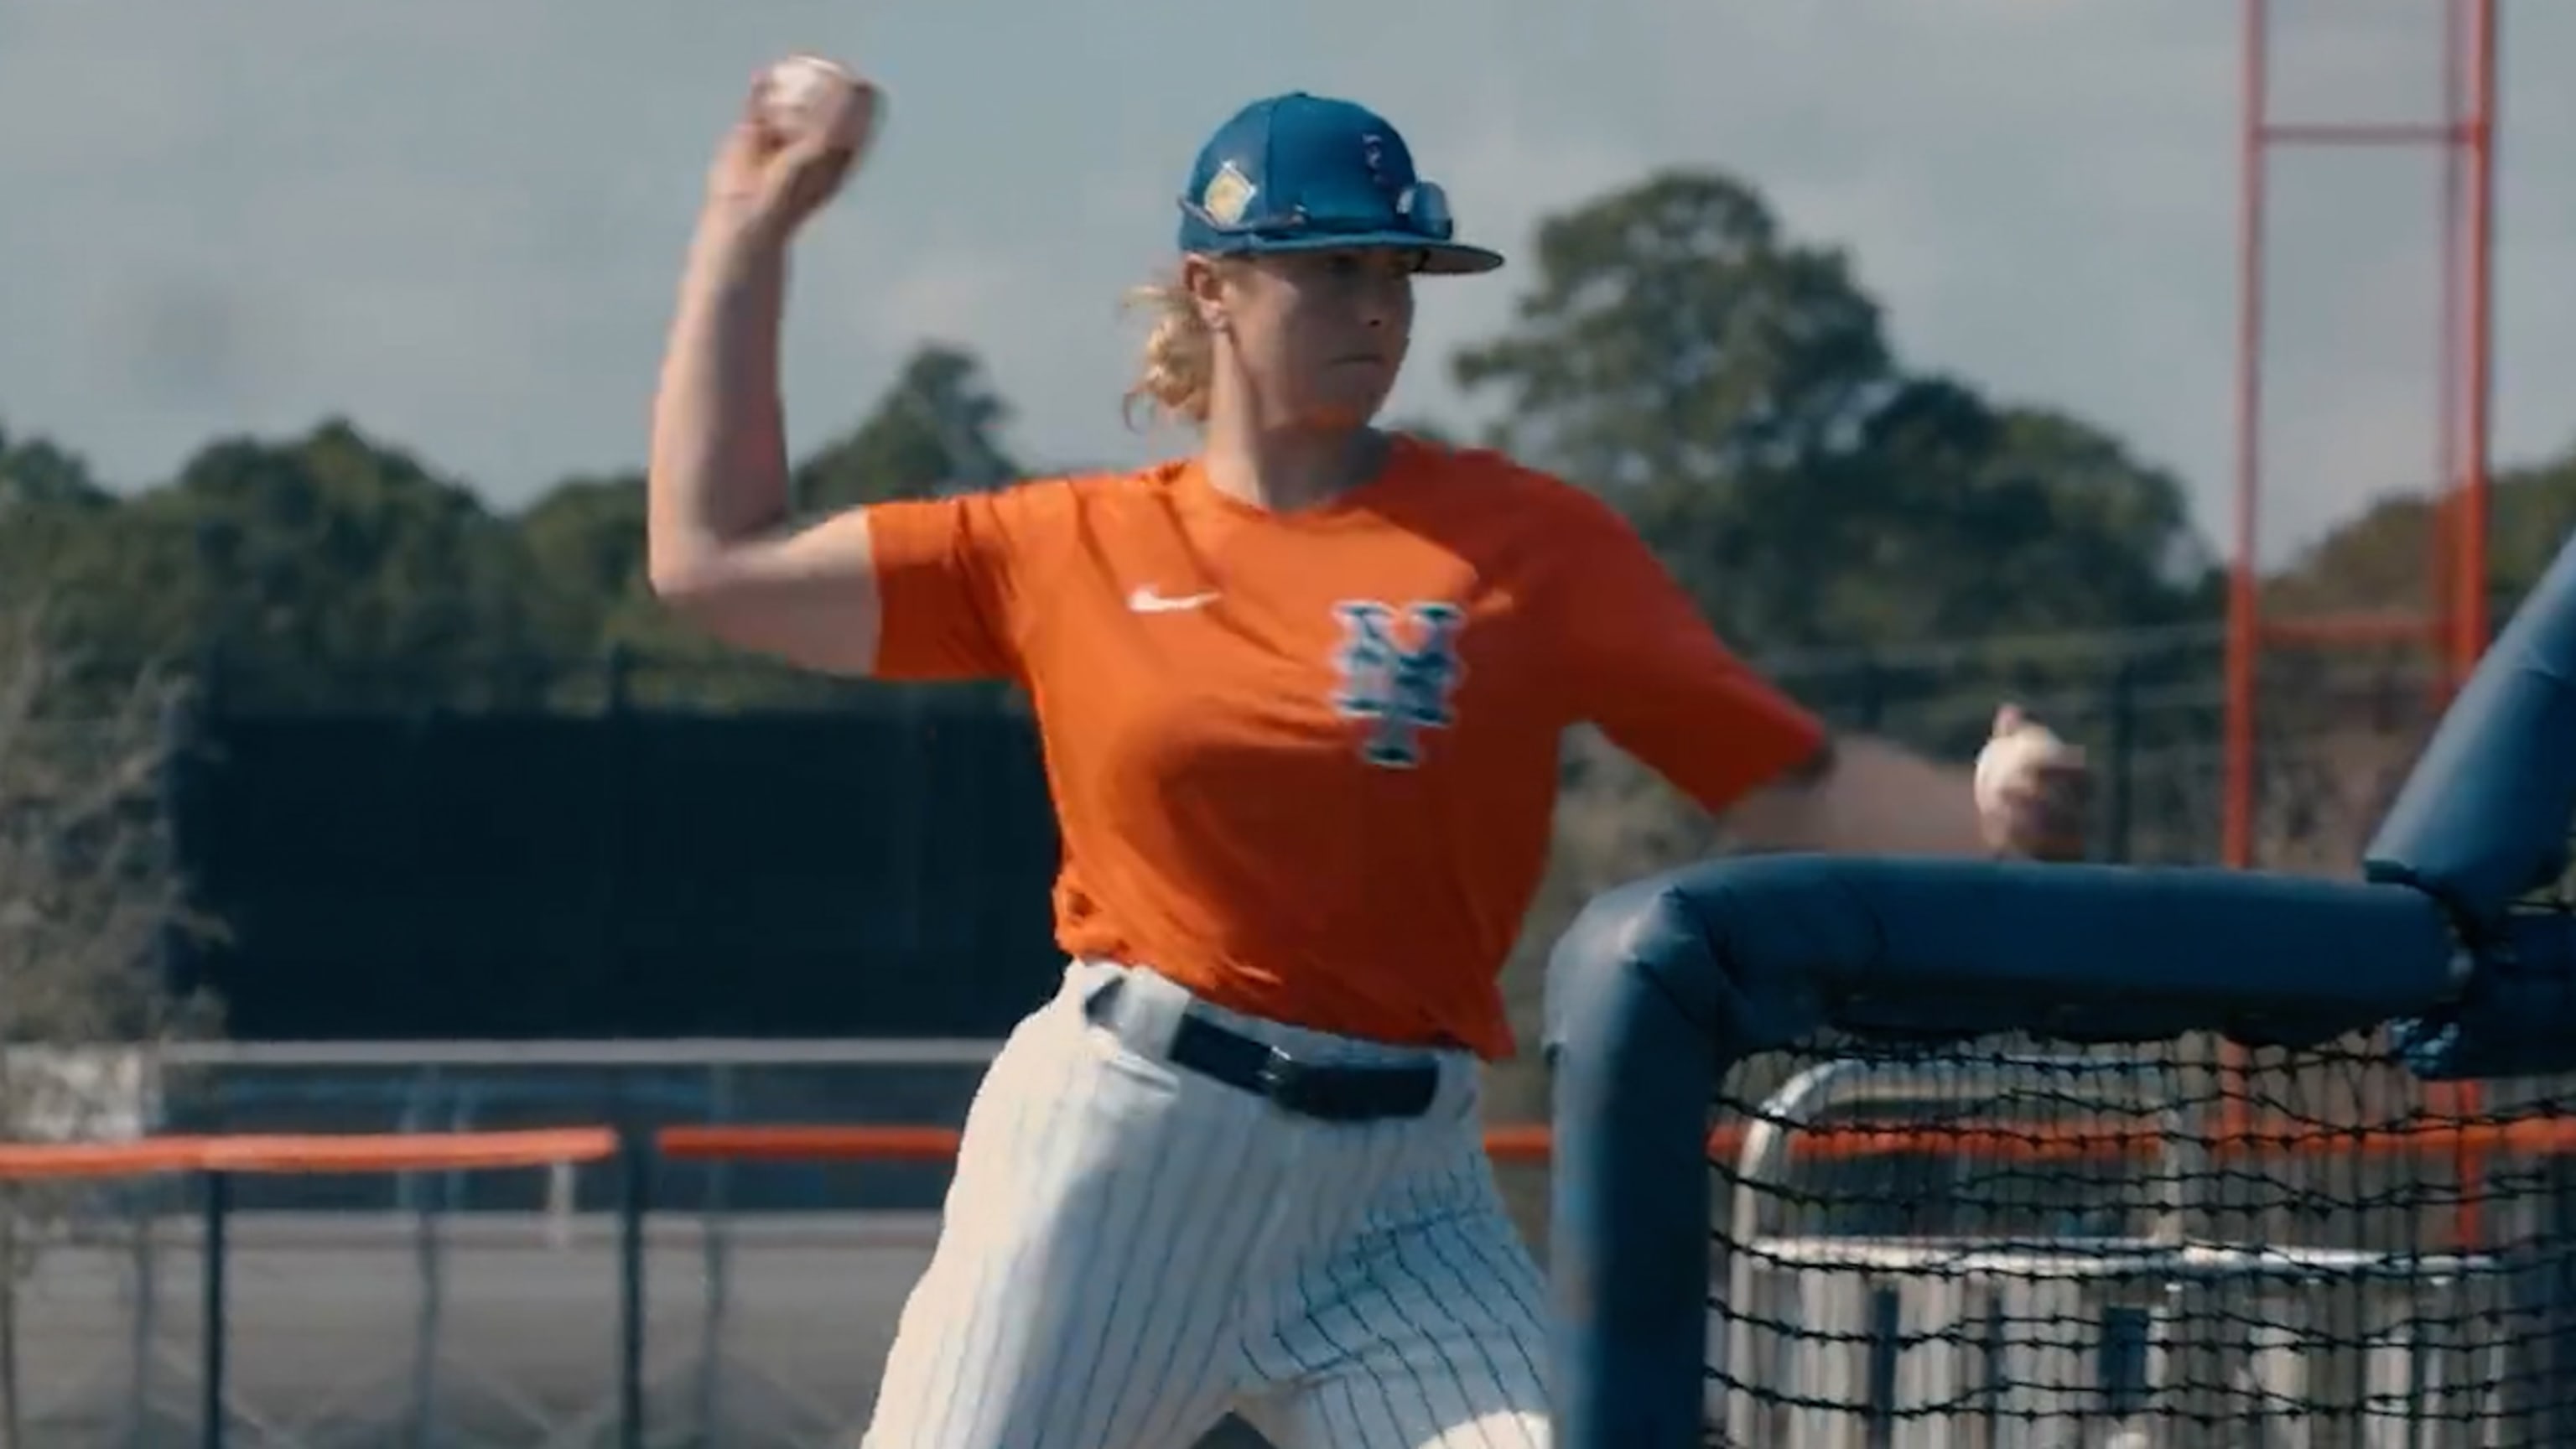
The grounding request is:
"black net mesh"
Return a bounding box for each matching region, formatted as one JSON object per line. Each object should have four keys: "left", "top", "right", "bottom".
{"left": 1705, "top": 1031, "right": 2576, "bottom": 1447}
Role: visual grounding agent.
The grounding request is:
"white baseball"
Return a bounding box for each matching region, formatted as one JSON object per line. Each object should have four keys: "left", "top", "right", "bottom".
{"left": 1974, "top": 717, "right": 2073, "bottom": 816}
{"left": 756, "top": 55, "right": 870, "bottom": 149}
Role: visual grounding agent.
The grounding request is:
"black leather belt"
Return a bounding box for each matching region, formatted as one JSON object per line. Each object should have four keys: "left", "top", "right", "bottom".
{"left": 1083, "top": 978, "right": 1441, "bottom": 1124}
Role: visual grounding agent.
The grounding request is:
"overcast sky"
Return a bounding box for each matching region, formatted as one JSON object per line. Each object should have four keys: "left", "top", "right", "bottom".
{"left": 2, "top": 0, "right": 2568, "bottom": 565}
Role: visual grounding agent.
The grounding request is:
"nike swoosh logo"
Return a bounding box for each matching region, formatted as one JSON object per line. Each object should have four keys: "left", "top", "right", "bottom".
{"left": 1128, "top": 587, "right": 1220, "bottom": 614}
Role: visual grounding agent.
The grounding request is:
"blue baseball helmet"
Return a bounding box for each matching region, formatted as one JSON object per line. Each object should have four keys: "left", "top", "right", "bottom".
{"left": 1176, "top": 92, "right": 1504, "bottom": 276}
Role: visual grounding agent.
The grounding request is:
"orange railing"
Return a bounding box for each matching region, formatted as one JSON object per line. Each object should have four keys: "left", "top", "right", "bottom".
{"left": 0, "top": 1117, "right": 2555, "bottom": 1449}
{"left": 0, "top": 1127, "right": 621, "bottom": 1179}
{"left": 8, "top": 1114, "right": 2567, "bottom": 1182}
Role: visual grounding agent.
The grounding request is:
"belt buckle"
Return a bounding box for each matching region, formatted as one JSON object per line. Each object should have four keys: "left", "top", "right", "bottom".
{"left": 1254, "top": 1046, "right": 1299, "bottom": 1101}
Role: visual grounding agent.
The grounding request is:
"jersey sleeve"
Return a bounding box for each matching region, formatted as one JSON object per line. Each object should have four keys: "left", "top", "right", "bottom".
{"left": 865, "top": 486, "right": 1046, "bottom": 682}
{"left": 1541, "top": 484, "right": 1829, "bottom": 816}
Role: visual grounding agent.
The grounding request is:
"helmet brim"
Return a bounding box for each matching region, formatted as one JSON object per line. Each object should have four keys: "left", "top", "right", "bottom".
{"left": 1204, "top": 231, "right": 1504, "bottom": 276}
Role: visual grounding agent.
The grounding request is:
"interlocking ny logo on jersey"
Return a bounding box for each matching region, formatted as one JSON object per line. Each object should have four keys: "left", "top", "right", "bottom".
{"left": 1330, "top": 600, "right": 1465, "bottom": 769}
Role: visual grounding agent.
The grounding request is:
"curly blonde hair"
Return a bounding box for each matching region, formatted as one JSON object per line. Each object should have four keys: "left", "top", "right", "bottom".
{"left": 1121, "top": 271, "right": 1217, "bottom": 430}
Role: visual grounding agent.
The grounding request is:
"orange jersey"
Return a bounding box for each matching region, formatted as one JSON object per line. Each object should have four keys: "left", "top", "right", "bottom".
{"left": 864, "top": 435, "right": 1826, "bottom": 1059}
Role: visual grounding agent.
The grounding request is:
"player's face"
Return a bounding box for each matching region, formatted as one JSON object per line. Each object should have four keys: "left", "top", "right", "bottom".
{"left": 1212, "top": 249, "right": 1417, "bottom": 430}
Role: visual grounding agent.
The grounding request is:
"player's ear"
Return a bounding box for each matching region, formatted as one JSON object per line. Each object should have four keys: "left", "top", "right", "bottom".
{"left": 1180, "top": 253, "right": 1229, "bottom": 335}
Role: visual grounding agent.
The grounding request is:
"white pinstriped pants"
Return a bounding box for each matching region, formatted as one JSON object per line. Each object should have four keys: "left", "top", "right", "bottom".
{"left": 861, "top": 958, "right": 1554, "bottom": 1449}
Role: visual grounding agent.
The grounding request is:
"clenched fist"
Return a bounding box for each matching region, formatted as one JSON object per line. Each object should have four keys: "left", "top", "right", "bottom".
{"left": 1972, "top": 704, "right": 2090, "bottom": 861}
{"left": 704, "top": 55, "right": 884, "bottom": 244}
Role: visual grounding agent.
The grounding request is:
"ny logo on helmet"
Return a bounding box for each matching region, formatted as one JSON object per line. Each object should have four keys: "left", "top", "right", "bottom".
{"left": 1329, "top": 600, "right": 1465, "bottom": 769}
{"left": 1360, "top": 132, "right": 1390, "bottom": 192}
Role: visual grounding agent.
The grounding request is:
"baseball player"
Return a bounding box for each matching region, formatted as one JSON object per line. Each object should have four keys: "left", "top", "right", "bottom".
{"left": 647, "top": 68, "right": 2088, "bottom": 1449}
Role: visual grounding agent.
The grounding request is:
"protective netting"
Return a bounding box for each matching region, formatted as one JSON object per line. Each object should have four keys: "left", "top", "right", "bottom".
{"left": 1705, "top": 1030, "right": 2576, "bottom": 1448}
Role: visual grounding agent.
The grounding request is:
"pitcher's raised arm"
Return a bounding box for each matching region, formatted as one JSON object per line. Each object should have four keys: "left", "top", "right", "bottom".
{"left": 644, "top": 60, "right": 929, "bottom": 678}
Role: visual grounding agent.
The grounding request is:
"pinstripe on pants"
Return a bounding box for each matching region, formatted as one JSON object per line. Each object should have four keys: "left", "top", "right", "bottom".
{"left": 861, "top": 959, "right": 1553, "bottom": 1449}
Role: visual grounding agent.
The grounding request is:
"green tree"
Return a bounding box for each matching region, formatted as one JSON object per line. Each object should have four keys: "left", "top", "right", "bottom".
{"left": 2264, "top": 450, "right": 2576, "bottom": 626}
{"left": 1453, "top": 171, "right": 1890, "bottom": 498}
{"left": 0, "top": 427, "right": 111, "bottom": 512}
{"left": 41, "top": 421, "right": 557, "bottom": 709}
{"left": 0, "top": 428, "right": 119, "bottom": 621}
{"left": 796, "top": 342, "right": 1023, "bottom": 512}
{"left": 1448, "top": 169, "right": 2209, "bottom": 655}
{"left": 508, "top": 341, "right": 1039, "bottom": 712}
{"left": 514, "top": 468, "right": 847, "bottom": 710}
{"left": 515, "top": 470, "right": 656, "bottom": 663}
{"left": 2232, "top": 452, "right": 2576, "bottom": 874}
{"left": 1777, "top": 380, "right": 2214, "bottom": 650}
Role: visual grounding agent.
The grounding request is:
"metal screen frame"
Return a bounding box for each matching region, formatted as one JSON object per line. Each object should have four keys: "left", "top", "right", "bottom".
{"left": 1714, "top": 1052, "right": 2511, "bottom": 1448}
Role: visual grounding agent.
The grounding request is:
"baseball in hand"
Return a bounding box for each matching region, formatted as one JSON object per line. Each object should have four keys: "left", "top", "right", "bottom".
{"left": 755, "top": 54, "right": 880, "bottom": 158}
{"left": 1973, "top": 704, "right": 2088, "bottom": 860}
